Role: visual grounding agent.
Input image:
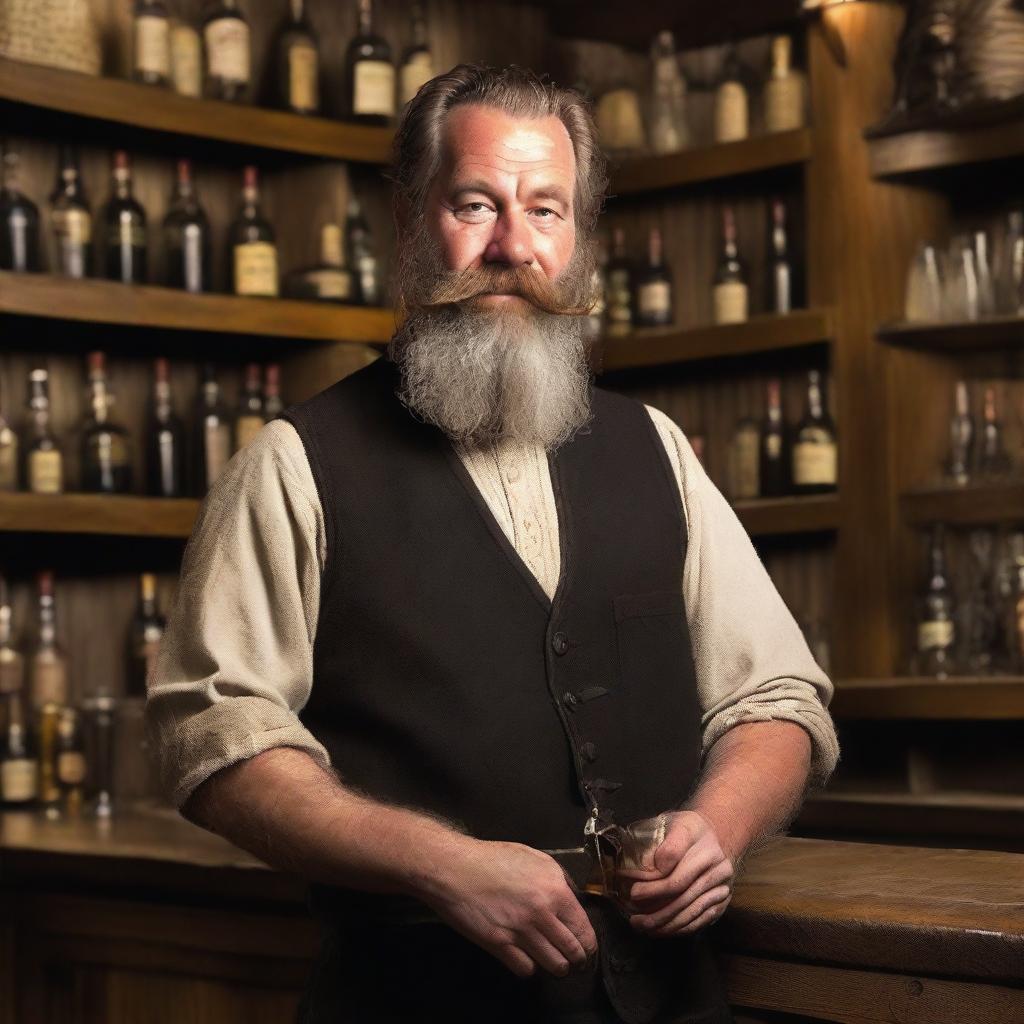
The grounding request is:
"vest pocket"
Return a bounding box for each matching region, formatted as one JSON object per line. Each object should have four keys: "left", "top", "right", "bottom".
{"left": 613, "top": 590, "right": 689, "bottom": 696}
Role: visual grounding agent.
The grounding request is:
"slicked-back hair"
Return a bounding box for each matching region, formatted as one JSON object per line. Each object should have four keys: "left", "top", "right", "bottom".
{"left": 391, "top": 63, "right": 607, "bottom": 237}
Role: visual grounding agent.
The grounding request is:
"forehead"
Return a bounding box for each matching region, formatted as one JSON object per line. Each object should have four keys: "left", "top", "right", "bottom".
{"left": 438, "top": 103, "right": 576, "bottom": 189}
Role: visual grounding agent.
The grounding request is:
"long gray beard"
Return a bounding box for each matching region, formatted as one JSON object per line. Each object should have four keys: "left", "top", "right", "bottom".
{"left": 388, "top": 304, "right": 593, "bottom": 452}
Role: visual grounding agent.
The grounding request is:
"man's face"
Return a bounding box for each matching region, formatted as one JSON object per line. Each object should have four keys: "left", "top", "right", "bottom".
{"left": 423, "top": 104, "right": 577, "bottom": 311}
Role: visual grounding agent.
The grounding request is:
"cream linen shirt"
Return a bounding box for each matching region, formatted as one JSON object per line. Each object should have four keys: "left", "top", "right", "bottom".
{"left": 146, "top": 404, "right": 840, "bottom": 810}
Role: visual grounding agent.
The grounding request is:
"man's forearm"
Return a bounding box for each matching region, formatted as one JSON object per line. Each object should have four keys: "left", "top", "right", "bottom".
{"left": 183, "top": 746, "right": 470, "bottom": 901}
{"left": 682, "top": 720, "right": 812, "bottom": 868}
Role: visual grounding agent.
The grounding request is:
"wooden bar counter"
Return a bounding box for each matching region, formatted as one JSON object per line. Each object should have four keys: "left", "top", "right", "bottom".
{"left": 1, "top": 805, "right": 1022, "bottom": 1024}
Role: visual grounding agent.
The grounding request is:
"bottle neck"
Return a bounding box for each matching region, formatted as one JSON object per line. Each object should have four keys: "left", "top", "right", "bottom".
{"left": 807, "top": 377, "right": 823, "bottom": 419}
{"left": 358, "top": 0, "right": 373, "bottom": 36}
{"left": 38, "top": 597, "right": 56, "bottom": 647}
{"left": 290, "top": 0, "right": 305, "bottom": 23}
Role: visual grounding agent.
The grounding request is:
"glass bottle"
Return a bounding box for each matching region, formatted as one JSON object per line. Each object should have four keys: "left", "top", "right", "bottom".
{"left": 193, "top": 364, "right": 231, "bottom": 495}
{"left": 263, "top": 363, "right": 284, "bottom": 420}
{"left": 648, "top": 30, "right": 688, "bottom": 155}
{"left": 82, "top": 692, "right": 116, "bottom": 818}
{"left": 0, "top": 371, "right": 18, "bottom": 492}
{"left": 604, "top": 226, "right": 633, "bottom": 338}
{"left": 916, "top": 525, "right": 956, "bottom": 678}
{"left": 584, "top": 236, "right": 608, "bottom": 345}
{"left": 23, "top": 369, "right": 63, "bottom": 496}
{"left": 713, "top": 47, "right": 748, "bottom": 144}
{"left": 1009, "top": 556, "right": 1024, "bottom": 674}
{"left": 791, "top": 370, "right": 838, "bottom": 495}
{"left": 234, "top": 362, "right": 265, "bottom": 452}
{"left": 164, "top": 159, "right": 211, "bottom": 293}
{"left": 946, "top": 380, "right": 973, "bottom": 487}
{"left": 713, "top": 206, "right": 748, "bottom": 325}
{"left": 284, "top": 224, "right": 354, "bottom": 302}
{"left": 230, "top": 166, "right": 278, "bottom": 297}
{"left": 127, "top": 574, "right": 165, "bottom": 699}
{"left": 275, "top": 0, "right": 319, "bottom": 115}
{"left": 49, "top": 144, "right": 91, "bottom": 279}
{"left": 29, "top": 571, "right": 69, "bottom": 713}
{"left": 0, "top": 692, "right": 37, "bottom": 808}
{"left": 80, "top": 351, "right": 132, "bottom": 494}
{"left": 103, "top": 151, "right": 148, "bottom": 285}
{"left": 768, "top": 197, "right": 792, "bottom": 314}
{"left": 0, "top": 576, "right": 24, "bottom": 704}
{"left": 727, "top": 414, "right": 761, "bottom": 501}
{"left": 759, "top": 378, "right": 788, "bottom": 497}
{"left": 133, "top": 0, "right": 171, "bottom": 87}
{"left": 997, "top": 205, "right": 1024, "bottom": 315}
{"left": 398, "top": 1, "right": 434, "bottom": 109}
{"left": 55, "top": 707, "right": 86, "bottom": 816}
{"left": 973, "top": 228, "right": 996, "bottom": 318}
{"left": 977, "top": 385, "right": 1012, "bottom": 479}
{"left": 145, "top": 357, "right": 186, "bottom": 498}
{"left": 346, "top": 0, "right": 395, "bottom": 124}
{"left": 1, "top": 145, "right": 41, "bottom": 273}
{"left": 635, "top": 226, "right": 673, "bottom": 328}
{"left": 170, "top": 7, "right": 202, "bottom": 98}
{"left": 202, "top": 0, "right": 250, "bottom": 102}
{"left": 346, "top": 194, "right": 380, "bottom": 306}
{"left": 763, "top": 35, "right": 806, "bottom": 133}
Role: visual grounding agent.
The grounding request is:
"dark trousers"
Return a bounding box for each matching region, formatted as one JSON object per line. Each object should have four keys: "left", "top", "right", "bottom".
{"left": 296, "top": 894, "right": 733, "bottom": 1024}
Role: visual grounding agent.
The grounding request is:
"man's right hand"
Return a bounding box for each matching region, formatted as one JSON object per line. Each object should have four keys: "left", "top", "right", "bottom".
{"left": 418, "top": 837, "right": 599, "bottom": 979}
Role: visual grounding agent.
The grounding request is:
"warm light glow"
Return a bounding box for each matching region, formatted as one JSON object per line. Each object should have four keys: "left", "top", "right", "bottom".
{"left": 802, "top": 0, "right": 868, "bottom": 9}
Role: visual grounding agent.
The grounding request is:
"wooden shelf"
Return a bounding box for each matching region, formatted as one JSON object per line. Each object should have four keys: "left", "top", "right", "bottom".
{"left": 732, "top": 494, "right": 840, "bottom": 537}
{"left": 832, "top": 676, "right": 1024, "bottom": 720}
{"left": 0, "top": 494, "right": 198, "bottom": 538}
{"left": 901, "top": 482, "right": 1024, "bottom": 527}
{"left": 608, "top": 129, "right": 813, "bottom": 197}
{"left": 599, "top": 309, "right": 832, "bottom": 371}
{"left": 0, "top": 56, "right": 392, "bottom": 164}
{"left": 866, "top": 97, "right": 1024, "bottom": 178}
{"left": 877, "top": 316, "right": 1024, "bottom": 351}
{"left": 0, "top": 272, "right": 395, "bottom": 345}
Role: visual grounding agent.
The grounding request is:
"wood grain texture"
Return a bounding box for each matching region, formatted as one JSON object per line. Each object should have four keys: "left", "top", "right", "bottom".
{"left": 733, "top": 494, "right": 840, "bottom": 536}
{"left": 833, "top": 676, "right": 1024, "bottom": 719}
{"left": 878, "top": 316, "right": 1024, "bottom": 351}
{"left": 901, "top": 481, "right": 1024, "bottom": 526}
{"left": 868, "top": 118, "right": 1024, "bottom": 179}
{"left": 0, "top": 494, "right": 197, "bottom": 538}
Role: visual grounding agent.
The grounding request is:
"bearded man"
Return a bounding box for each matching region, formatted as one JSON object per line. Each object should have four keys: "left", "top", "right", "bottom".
{"left": 148, "top": 64, "right": 839, "bottom": 1024}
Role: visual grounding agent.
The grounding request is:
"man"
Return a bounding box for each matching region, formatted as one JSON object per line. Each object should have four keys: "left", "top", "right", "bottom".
{"left": 147, "top": 64, "right": 839, "bottom": 1023}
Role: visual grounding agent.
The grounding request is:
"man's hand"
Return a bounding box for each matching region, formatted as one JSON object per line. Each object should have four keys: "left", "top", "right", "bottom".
{"left": 419, "top": 837, "right": 599, "bottom": 979}
{"left": 619, "top": 810, "right": 735, "bottom": 937}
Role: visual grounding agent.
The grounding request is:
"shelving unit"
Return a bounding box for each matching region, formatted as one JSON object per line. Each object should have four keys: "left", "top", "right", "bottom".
{"left": 0, "top": 56, "right": 393, "bottom": 164}
{"left": 0, "top": 494, "right": 198, "bottom": 539}
{"left": 901, "top": 482, "right": 1024, "bottom": 527}
{"left": 832, "top": 676, "right": 1024, "bottom": 720}
{"left": 0, "top": 272, "right": 395, "bottom": 346}
{"left": 733, "top": 494, "right": 840, "bottom": 537}
{"left": 608, "top": 129, "right": 813, "bottom": 197}
{"left": 878, "top": 317, "right": 1024, "bottom": 352}
{"left": 599, "top": 309, "right": 831, "bottom": 371}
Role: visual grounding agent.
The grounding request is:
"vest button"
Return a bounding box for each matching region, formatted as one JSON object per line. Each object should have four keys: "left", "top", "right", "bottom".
{"left": 551, "top": 631, "right": 570, "bottom": 655}
{"left": 562, "top": 691, "right": 577, "bottom": 708}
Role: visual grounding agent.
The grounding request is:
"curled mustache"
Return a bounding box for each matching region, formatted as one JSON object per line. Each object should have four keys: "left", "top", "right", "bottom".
{"left": 404, "top": 263, "right": 595, "bottom": 317}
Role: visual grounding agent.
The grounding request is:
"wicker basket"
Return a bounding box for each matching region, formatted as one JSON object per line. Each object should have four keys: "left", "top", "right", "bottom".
{"left": 0, "top": 0, "right": 102, "bottom": 76}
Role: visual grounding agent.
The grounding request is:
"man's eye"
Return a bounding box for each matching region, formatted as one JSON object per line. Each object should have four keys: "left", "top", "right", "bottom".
{"left": 454, "top": 202, "right": 494, "bottom": 222}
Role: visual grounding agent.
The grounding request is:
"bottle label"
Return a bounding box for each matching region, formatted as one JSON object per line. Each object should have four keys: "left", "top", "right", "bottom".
{"left": 728, "top": 431, "right": 760, "bottom": 500}
{"left": 288, "top": 42, "right": 319, "bottom": 112}
{"left": 713, "top": 281, "right": 748, "bottom": 324}
{"left": 918, "top": 620, "right": 954, "bottom": 652}
{"left": 1, "top": 759, "right": 37, "bottom": 802}
{"left": 638, "top": 280, "right": 671, "bottom": 319}
{"left": 171, "top": 25, "right": 202, "bottom": 98}
{"left": 54, "top": 208, "right": 91, "bottom": 246}
{"left": 400, "top": 54, "right": 435, "bottom": 106}
{"left": 0, "top": 650, "right": 24, "bottom": 694}
{"left": 764, "top": 434, "right": 782, "bottom": 459}
{"left": 765, "top": 78, "right": 805, "bottom": 134}
{"left": 793, "top": 442, "right": 837, "bottom": 485}
{"left": 714, "top": 82, "right": 749, "bottom": 143}
{"left": 0, "top": 436, "right": 17, "bottom": 490}
{"left": 234, "top": 242, "right": 279, "bottom": 296}
{"left": 57, "top": 751, "right": 87, "bottom": 785}
{"left": 182, "top": 223, "right": 205, "bottom": 293}
{"left": 135, "top": 15, "right": 170, "bottom": 76}
{"left": 110, "top": 221, "right": 147, "bottom": 250}
{"left": 85, "top": 432, "right": 130, "bottom": 473}
{"left": 205, "top": 18, "right": 250, "bottom": 84}
{"left": 28, "top": 449, "right": 63, "bottom": 495}
{"left": 32, "top": 656, "right": 69, "bottom": 708}
{"left": 354, "top": 60, "right": 396, "bottom": 117}
{"left": 235, "top": 415, "right": 264, "bottom": 452}
{"left": 606, "top": 268, "right": 632, "bottom": 335}
{"left": 204, "top": 423, "right": 231, "bottom": 489}
{"left": 306, "top": 268, "right": 353, "bottom": 300}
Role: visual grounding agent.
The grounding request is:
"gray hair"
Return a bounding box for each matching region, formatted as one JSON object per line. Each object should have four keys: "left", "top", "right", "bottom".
{"left": 391, "top": 63, "right": 607, "bottom": 236}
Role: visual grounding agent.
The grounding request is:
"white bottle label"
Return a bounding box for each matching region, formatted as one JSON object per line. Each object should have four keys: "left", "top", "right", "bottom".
{"left": 135, "top": 15, "right": 170, "bottom": 76}
{"left": 713, "top": 281, "right": 748, "bottom": 324}
{"left": 171, "top": 24, "right": 202, "bottom": 97}
{"left": 354, "top": 60, "right": 396, "bottom": 117}
{"left": 289, "top": 42, "right": 318, "bottom": 112}
{"left": 306, "top": 269, "right": 353, "bottom": 300}
{"left": 918, "top": 620, "right": 954, "bottom": 652}
{"left": 234, "top": 242, "right": 279, "bottom": 296}
{"left": 765, "top": 77, "right": 806, "bottom": 134}
{"left": 57, "top": 751, "right": 87, "bottom": 785}
{"left": 400, "top": 54, "right": 435, "bottom": 106}
{"left": 793, "top": 442, "right": 837, "bottom": 485}
{"left": 1, "top": 759, "right": 37, "bottom": 802}
{"left": 54, "top": 208, "right": 91, "bottom": 246}
{"left": 29, "top": 449, "right": 63, "bottom": 495}
{"left": 638, "top": 281, "right": 671, "bottom": 318}
{"left": 205, "top": 18, "right": 250, "bottom": 84}
{"left": 714, "top": 82, "right": 749, "bottom": 143}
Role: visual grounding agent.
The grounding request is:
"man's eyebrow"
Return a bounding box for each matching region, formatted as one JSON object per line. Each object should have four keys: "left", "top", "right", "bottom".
{"left": 448, "top": 179, "right": 499, "bottom": 199}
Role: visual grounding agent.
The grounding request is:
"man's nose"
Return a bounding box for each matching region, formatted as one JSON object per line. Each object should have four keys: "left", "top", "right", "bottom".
{"left": 483, "top": 210, "right": 534, "bottom": 267}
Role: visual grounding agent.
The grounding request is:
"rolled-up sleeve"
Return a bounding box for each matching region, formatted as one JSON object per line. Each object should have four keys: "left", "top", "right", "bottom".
{"left": 145, "top": 419, "right": 331, "bottom": 809}
{"left": 645, "top": 405, "right": 841, "bottom": 788}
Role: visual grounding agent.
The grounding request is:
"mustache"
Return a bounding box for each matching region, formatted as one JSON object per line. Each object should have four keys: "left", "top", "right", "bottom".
{"left": 406, "top": 264, "right": 595, "bottom": 317}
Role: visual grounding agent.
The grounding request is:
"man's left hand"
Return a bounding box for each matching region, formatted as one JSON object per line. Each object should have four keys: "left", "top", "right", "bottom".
{"left": 619, "top": 810, "right": 736, "bottom": 937}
